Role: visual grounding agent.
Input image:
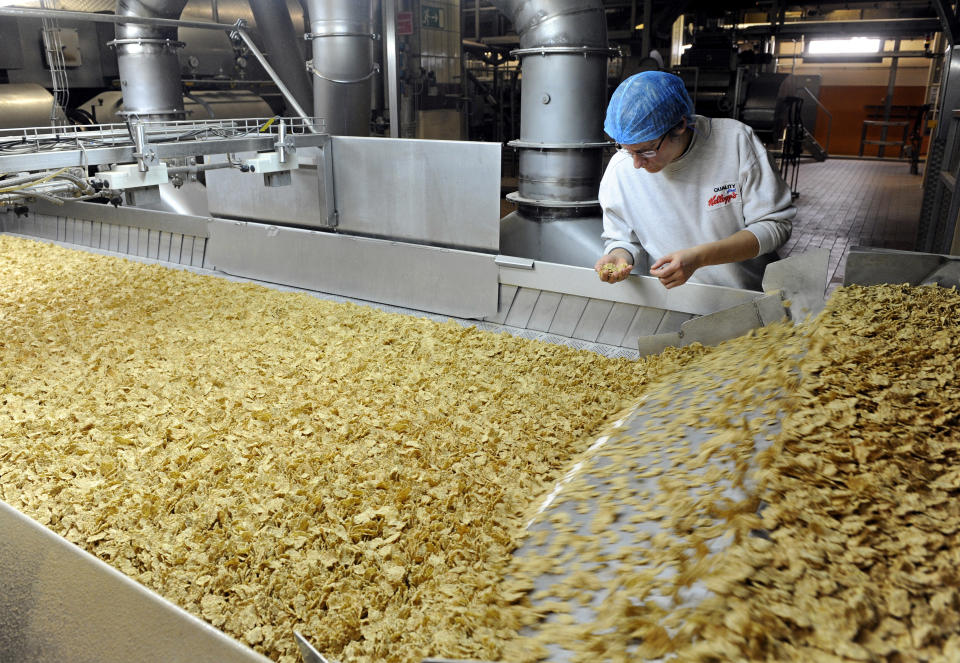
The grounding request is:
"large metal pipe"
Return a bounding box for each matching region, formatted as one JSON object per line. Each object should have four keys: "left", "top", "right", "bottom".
{"left": 111, "top": 0, "right": 190, "bottom": 121}
{"left": 248, "top": 0, "right": 313, "bottom": 117}
{"left": 0, "top": 84, "right": 61, "bottom": 130}
{"left": 304, "top": 0, "right": 375, "bottom": 136}
{"left": 492, "top": 0, "right": 615, "bottom": 266}
{"left": 492, "top": 0, "right": 611, "bottom": 207}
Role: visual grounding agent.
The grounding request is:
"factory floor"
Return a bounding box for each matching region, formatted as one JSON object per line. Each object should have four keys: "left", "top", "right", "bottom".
{"left": 784, "top": 157, "right": 924, "bottom": 291}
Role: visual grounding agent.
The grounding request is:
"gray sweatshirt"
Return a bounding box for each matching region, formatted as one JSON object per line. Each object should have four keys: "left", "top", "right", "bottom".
{"left": 600, "top": 115, "right": 796, "bottom": 290}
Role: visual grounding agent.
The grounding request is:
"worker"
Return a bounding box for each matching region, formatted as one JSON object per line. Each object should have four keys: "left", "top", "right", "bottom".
{"left": 594, "top": 71, "right": 796, "bottom": 290}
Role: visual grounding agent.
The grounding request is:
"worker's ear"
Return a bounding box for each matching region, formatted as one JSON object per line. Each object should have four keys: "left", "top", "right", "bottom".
{"left": 668, "top": 118, "right": 687, "bottom": 139}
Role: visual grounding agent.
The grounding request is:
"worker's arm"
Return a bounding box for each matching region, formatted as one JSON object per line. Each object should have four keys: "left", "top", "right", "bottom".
{"left": 649, "top": 229, "right": 760, "bottom": 289}
{"left": 597, "top": 176, "right": 642, "bottom": 283}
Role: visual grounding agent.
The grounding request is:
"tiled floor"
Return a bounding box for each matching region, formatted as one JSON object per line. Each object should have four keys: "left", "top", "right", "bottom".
{"left": 783, "top": 158, "right": 924, "bottom": 289}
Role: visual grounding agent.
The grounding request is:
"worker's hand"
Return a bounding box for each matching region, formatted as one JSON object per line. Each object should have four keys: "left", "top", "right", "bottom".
{"left": 594, "top": 253, "right": 633, "bottom": 283}
{"left": 650, "top": 248, "right": 701, "bottom": 289}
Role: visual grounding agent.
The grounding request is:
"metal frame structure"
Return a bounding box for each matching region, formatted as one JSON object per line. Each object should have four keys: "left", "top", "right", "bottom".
{"left": 0, "top": 117, "right": 327, "bottom": 173}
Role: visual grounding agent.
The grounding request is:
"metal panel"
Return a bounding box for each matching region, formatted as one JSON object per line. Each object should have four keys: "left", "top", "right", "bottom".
{"left": 657, "top": 310, "right": 693, "bottom": 334}
{"left": 0, "top": 500, "right": 270, "bottom": 663}
{"left": 159, "top": 231, "right": 172, "bottom": 261}
{"left": 331, "top": 136, "right": 501, "bottom": 251}
{"left": 572, "top": 299, "right": 614, "bottom": 342}
{"left": 169, "top": 233, "right": 184, "bottom": 264}
{"left": 595, "top": 302, "right": 638, "bottom": 347}
{"left": 81, "top": 220, "right": 93, "bottom": 246}
{"left": 207, "top": 220, "right": 499, "bottom": 318}
{"left": 33, "top": 200, "right": 210, "bottom": 238}
{"left": 636, "top": 332, "right": 681, "bottom": 356}
{"left": 205, "top": 152, "right": 326, "bottom": 227}
{"left": 624, "top": 306, "right": 666, "bottom": 339}
{"left": 843, "top": 247, "right": 946, "bottom": 286}
{"left": 191, "top": 237, "right": 207, "bottom": 267}
{"left": 503, "top": 287, "right": 540, "bottom": 328}
{"left": 137, "top": 228, "right": 150, "bottom": 258}
{"left": 526, "top": 290, "right": 564, "bottom": 332}
{"left": 485, "top": 284, "right": 518, "bottom": 324}
{"left": 548, "top": 294, "right": 589, "bottom": 337}
{"left": 678, "top": 297, "right": 769, "bottom": 347}
{"left": 148, "top": 229, "right": 161, "bottom": 259}
{"left": 108, "top": 223, "right": 122, "bottom": 252}
{"left": 761, "top": 249, "right": 828, "bottom": 321}
{"left": 498, "top": 260, "right": 758, "bottom": 316}
{"left": 0, "top": 19, "right": 23, "bottom": 69}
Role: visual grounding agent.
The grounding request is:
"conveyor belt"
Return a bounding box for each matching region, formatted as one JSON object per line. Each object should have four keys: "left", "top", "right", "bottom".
{"left": 0, "top": 216, "right": 646, "bottom": 358}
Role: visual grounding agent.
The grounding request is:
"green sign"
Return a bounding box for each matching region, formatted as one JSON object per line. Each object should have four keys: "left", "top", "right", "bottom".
{"left": 421, "top": 5, "right": 444, "bottom": 29}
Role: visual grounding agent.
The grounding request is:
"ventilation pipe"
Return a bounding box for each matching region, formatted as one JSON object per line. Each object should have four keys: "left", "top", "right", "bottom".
{"left": 304, "top": 0, "right": 376, "bottom": 136}
{"left": 111, "top": 0, "right": 190, "bottom": 121}
{"left": 492, "top": 0, "right": 615, "bottom": 267}
{"left": 248, "top": 0, "right": 313, "bottom": 117}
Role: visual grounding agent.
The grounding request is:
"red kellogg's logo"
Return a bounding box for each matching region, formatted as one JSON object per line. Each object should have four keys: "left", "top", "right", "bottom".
{"left": 707, "top": 183, "right": 738, "bottom": 207}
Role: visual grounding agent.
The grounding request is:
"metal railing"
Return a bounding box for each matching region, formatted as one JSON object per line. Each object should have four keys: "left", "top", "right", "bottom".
{"left": 0, "top": 117, "right": 326, "bottom": 155}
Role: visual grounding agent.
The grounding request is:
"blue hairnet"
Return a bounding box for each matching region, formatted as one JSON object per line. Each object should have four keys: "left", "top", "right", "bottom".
{"left": 604, "top": 71, "right": 695, "bottom": 144}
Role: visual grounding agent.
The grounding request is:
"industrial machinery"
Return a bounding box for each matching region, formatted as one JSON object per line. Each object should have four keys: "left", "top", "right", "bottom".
{"left": 1, "top": 1, "right": 956, "bottom": 661}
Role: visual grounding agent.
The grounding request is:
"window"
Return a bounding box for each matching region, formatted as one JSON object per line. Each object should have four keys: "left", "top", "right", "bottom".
{"left": 807, "top": 38, "right": 882, "bottom": 56}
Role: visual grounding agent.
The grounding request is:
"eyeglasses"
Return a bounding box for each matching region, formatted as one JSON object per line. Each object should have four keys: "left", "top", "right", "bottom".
{"left": 617, "top": 132, "right": 668, "bottom": 159}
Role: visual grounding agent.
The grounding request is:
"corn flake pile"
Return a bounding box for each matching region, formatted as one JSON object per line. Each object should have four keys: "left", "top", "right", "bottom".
{"left": 499, "top": 284, "right": 960, "bottom": 663}
{"left": 0, "top": 234, "right": 665, "bottom": 663}
{"left": 681, "top": 284, "right": 960, "bottom": 662}
{"left": 4, "top": 232, "right": 960, "bottom": 663}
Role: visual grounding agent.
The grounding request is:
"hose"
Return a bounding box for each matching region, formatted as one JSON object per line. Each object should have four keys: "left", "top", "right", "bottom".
{"left": 0, "top": 167, "right": 71, "bottom": 194}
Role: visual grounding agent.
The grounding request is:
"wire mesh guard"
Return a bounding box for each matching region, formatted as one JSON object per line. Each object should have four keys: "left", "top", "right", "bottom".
{"left": 0, "top": 116, "right": 328, "bottom": 160}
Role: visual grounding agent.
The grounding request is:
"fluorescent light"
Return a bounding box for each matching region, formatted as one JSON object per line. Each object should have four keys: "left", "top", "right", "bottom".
{"left": 808, "top": 37, "right": 881, "bottom": 55}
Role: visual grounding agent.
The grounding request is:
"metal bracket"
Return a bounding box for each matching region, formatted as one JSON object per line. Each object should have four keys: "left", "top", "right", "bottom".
{"left": 304, "top": 31, "right": 380, "bottom": 40}
{"left": 127, "top": 120, "right": 158, "bottom": 172}
{"left": 494, "top": 255, "right": 534, "bottom": 270}
{"left": 306, "top": 60, "right": 381, "bottom": 85}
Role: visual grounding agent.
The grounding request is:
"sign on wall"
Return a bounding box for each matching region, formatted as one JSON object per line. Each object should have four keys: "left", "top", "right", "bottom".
{"left": 397, "top": 10, "right": 414, "bottom": 35}
{"left": 421, "top": 5, "right": 445, "bottom": 29}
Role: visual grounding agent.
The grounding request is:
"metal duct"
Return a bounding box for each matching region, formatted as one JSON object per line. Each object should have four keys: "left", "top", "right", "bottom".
{"left": 492, "top": 0, "right": 615, "bottom": 266}
{"left": 0, "top": 84, "right": 61, "bottom": 130}
{"left": 112, "top": 0, "right": 190, "bottom": 121}
{"left": 304, "top": 0, "right": 375, "bottom": 136}
{"left": 248, "top": 0, "right": 313, "bottom": 117}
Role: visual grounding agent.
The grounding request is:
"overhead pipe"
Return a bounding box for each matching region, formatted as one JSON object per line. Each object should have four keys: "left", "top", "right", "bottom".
{"left": 491, "top": 0, "right": 616, "bottom": 266}
{"left": 304, "top": 0, "right": 376, "bottom": 136}
{"left": 110, "top": 0, "right": 190, "bottom": 121}
{"left": 248, "top": 0, "right": 314, "bottom": 117}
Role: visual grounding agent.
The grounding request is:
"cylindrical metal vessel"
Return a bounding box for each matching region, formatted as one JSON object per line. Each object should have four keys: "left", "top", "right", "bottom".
{"left": 0, "top": 84, "right": 58, "bottom": 129}
{"left": 112, "top": 0, "right": 190, "bottom": 121}
{"left": 492, "top": 0, "right": 614, "bottom": 265}
{"left": 517, "top": 53, "right": 608, "bottom": 144}
{"left": 517, "top": 149, "right": 603, "bottom": 203}
{"left": 304, "top": 0, "right": 375, "bottom": 136}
